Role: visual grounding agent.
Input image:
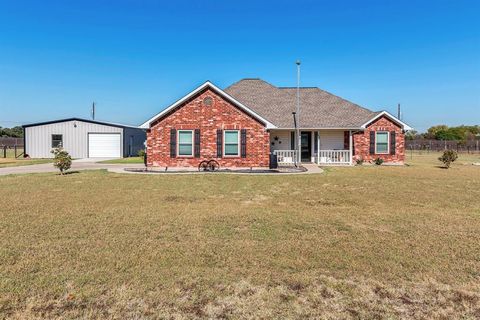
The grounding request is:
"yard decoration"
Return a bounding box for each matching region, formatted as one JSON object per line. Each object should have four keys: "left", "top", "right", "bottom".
{"left": 438, "top": 149, "right": 458, "bottom": 168}
{"left": 198, "top": 159, "right": 220, "bottom": 172}
{"left": 51, "top": 148, "right": 72, "bottom": 175}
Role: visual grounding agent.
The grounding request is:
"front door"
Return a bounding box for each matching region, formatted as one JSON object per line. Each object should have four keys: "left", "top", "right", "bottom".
{"left": 301, "top": 131, "right": 311, "bottom": 162}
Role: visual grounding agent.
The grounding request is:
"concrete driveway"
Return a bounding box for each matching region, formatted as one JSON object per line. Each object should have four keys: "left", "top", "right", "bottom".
{"left": 0, "top": 158, "right": 145, "bottom": 176}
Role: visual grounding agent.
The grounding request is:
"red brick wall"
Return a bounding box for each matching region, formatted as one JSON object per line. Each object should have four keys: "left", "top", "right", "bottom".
{"left": 353, "top": 116, "right": 405, "bottom": 163}
{"left": 146, "top": 88, "right": 270, "bottom": 168}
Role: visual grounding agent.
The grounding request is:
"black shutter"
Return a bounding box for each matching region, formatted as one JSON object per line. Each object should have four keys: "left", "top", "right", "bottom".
{"left": 314, "top": 132, "right": 318, "bottom": 153}
{"left": 290, "top": 131, "right": 295, "bottom": 150}
{"left": 194, "top": 129, "right": 200, "bottom": 158}
{"left": 369, "top": 131, "right": 375, "bottom": 154}
{"left": 241, "top": 129, "right": 247, "bottom": 158}
{"left": 390, "top": 131, "right": 396, "bottom": 155}
{"left": 170, "top": 128, "right": 177, "bottom": 158}
{"left": 216, "top": 129, "right": 222, "bottom": 158}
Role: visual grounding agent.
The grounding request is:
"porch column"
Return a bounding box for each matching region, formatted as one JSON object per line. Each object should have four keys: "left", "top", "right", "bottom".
{"left": 317, "top": 130, "right": 320, "bottom": 165}
{"left": 349, "top": 130, "right": 353, "bottom": 165}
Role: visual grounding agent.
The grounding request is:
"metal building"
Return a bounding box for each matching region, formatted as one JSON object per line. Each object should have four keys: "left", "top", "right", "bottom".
{"left": 23, "top": 118, "right": 146, "bottom": 158}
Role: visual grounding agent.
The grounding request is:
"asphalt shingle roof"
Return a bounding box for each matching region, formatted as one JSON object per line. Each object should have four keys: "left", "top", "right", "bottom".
{"left": 224, "top": 79, "right": 378, "bottom": 128}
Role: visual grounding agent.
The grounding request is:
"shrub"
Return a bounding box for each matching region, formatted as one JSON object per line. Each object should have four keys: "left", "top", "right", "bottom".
{"left": 374, "top": 158, "right": 384, "bottom": 165}
{"left": 51, "top": 148, "right": 72, "bottom": 175}
{"left": 137, "top": 149, "right": 146, "bottom": 157}
{"left": 438, "top": 150, "right": 458, "bottom": 168}
{"left": 356, "top": 158, "right": 364, "bottom": 165}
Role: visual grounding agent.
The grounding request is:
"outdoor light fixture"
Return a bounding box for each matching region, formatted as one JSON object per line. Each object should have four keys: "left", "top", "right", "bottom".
{"left": 73, "top": 121, "right": 77, "bottom": 128}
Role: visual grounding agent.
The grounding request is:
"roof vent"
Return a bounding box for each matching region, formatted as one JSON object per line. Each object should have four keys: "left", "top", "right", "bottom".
{"left": 203, "top": 96, "right": 213, "bottom": 106}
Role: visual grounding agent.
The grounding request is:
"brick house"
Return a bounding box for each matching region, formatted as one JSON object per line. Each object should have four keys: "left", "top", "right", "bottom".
{"left": 141, "top": 79, "right": 412, "bottom": 168}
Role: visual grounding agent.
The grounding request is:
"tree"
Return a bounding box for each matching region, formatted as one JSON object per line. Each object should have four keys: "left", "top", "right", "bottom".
{"left": 405, "top": 130, "right": 419, "bottom": 140}
{"left": 0, "top": 126, "right": 23, "bottom": 137}
{"left": 423, "top": 125, "right": 480, "bottom": 141}
{"left": 51, "top": 148, "right": 72, "bottom": 175}
{"left": 425, "top": 125, "right": 449, "bottom": 139}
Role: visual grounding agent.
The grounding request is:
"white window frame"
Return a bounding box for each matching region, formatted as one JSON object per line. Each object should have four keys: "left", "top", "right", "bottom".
{"left": 177, "top": 130, "right": 194, "bottom": 157}
{"left": 375, "top": 131, "right": 390, "bottom": 154}
{"left": 223, "top": 130, "right": 240, "bottom": 157}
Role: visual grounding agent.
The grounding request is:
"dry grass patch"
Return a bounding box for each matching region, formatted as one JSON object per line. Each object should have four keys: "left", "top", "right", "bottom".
{"left": 0, "top": 152, "right": 479, "bottom": 318}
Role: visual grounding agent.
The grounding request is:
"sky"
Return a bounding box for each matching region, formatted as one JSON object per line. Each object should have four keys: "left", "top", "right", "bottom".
{"left": 0, "top": 0, "right": 479, "bottom": 132}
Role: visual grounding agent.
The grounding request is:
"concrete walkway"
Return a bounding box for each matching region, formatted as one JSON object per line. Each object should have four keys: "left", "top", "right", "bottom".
{"left": 0, "top": 159, "right": 323, "bottom": 176}
{"left": 301, "top": 163, "right": 324, "bottom": 174}
{"left": 0, "top": 158, "right": 144, "bottom": 176}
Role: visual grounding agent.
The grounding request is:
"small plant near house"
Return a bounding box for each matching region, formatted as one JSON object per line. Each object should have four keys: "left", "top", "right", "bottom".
{"left": 355, "top": 157, "right": 364, "bottom": 165}
{"left": 51, "top": 148, "right": 72, "bottom": 175}
{"left": 438, "top": 150, "right": 458, "bottom": 168}
{"left": 137, "top": 149, "right": 146, "bottom": 157}
{"left": 374, "top": 158, "right": 384, "bottom": 165}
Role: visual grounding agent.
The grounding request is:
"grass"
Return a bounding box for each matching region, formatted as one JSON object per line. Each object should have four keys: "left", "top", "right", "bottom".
{"left": 0, "top": 148, "right": 52, "bottom": 168}
{"left": 98, "top": 156, "right": 143, "bottom": 164}
{"left": 0, "top": 152, "right": 479, "bottom": 319}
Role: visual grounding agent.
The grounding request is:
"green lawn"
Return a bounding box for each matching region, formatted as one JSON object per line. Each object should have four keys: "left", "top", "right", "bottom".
{"left": 98, "top": 156, "right": 143, "bottom": 164}
{"left": 0, "top": 148, "right": 52, "bottom": 168}
{"left": 0, "top": 152, "right": 479, "bottom": 319}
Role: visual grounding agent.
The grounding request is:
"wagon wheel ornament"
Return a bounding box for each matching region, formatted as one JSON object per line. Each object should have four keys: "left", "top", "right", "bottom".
{"left": 207, "top": 160, "right": 220, "bottom": 172}
{"left": 198, "top": 160, "right": 210, "bottom": 172}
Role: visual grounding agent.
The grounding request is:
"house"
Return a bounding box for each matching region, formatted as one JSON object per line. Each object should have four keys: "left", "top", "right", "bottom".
{"left": 23, "top": 118, "right": 146, "bottom": 158}
{"left": 141, "top": 79, "right": 412, "bottom": 167}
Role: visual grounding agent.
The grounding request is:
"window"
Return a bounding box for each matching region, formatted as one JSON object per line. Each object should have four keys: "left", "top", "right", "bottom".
{"left": 178, "top": 130, "right": 193, "bottom": 156}
{"left": 52, "top": 134, "right": 63, "bottom": 148}
{"left": 224, "top": 130, "right": 239, "bottom": 156}
{"left": 375, "top": 132, "right": 389, "bottom": 154}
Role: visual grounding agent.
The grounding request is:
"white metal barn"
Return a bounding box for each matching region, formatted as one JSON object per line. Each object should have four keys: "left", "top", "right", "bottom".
{"left": 23, "top": 118, "right": 146, "bottom": 159}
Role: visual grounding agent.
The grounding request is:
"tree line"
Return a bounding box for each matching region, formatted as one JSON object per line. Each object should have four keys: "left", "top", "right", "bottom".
{"left": 406, "top": 125, "right": 480, "bottom": 141}
{"left": 0, "top": 126, "right": 23, "bottom": 138}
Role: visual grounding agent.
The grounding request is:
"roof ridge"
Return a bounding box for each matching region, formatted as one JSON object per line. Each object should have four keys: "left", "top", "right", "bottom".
{"left": 224, "top": 77, "right": 278, "bottom": 90}
{"left": 22, "top": 117, "right": 142, "bottom": 129}
{"left": 278, "top": 86, "right": 319, "bottom": 89}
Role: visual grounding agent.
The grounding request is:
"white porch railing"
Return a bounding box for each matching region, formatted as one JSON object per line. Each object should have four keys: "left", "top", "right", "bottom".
{"left": 273, "top": 149, "right": 351, "bottom": 165}
{"left": 317, "top": 150, "right": 350, "bottom": 165}
{"left": 273, "top": 150, "right": 297, "bottom": 165}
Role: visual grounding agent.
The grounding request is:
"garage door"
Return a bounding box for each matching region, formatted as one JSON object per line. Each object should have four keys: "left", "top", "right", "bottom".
{"left": 88, "top": 133, "right": 121, "bottom": 158}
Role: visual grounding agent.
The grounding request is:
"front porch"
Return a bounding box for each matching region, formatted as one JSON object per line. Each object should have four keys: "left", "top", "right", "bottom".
{"left": 269, "top": 129, "right": 354, "bottom": 166}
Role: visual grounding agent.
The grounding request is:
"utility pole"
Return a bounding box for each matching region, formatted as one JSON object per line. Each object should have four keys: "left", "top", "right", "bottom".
{"left": 296, "top": 60, "right": 301, "bottom": 164}
{"left": 91, "top": 102, "right": 96, "bottom": 120}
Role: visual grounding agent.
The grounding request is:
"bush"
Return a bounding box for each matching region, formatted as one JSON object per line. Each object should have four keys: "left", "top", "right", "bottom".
{"left": 137, "top": 149, "right": 146, "bottom": 157}
{"left": 438, "top": 150, "right": 458, "bottom": 168}
{"left": 374, "top": 158, "right": 384, "bottom": 165}
{"left": 356, "top": 158, "right": 364, "bottom": 165}
{"left": 51, "top": 148, "right": 72, "bottom": 175}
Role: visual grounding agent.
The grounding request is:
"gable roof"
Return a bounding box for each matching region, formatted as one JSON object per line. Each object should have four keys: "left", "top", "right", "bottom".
{"left": 360, "top": 111, "right": 412, "bottom": 130}
{"left": 224, "top": 79, "right": 411, "bottom": 130}
{"left": 140, "top": 81, "right": 276, "bottom": 129}
{"left": 22, "top": 117, "right": 142, "bottom": 129}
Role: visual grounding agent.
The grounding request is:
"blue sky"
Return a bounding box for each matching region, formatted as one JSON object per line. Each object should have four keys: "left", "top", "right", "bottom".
{"left": 0, "top": 0, "right": 478, "bottom": 132}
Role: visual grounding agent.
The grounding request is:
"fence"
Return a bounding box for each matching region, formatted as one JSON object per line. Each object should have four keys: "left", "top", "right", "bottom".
{"left": 406, "top": 139, "right": 480, "bottom": 153}
{"left": 0, "top": 137, "right": 24, "bottom": 158}
{"left": 0, "top": 137, "right": 23, "bottom": 147}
